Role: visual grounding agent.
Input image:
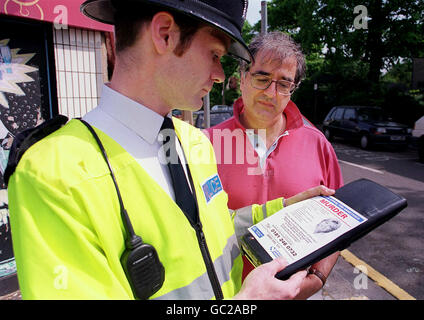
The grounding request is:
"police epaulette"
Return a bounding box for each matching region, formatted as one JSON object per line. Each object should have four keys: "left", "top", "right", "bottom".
{"left": 3, "top": 114, "right": 69, "bottom": 187}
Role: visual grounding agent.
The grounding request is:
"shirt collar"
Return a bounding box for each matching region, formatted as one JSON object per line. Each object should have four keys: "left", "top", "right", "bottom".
{"left": 233, "top": 97, "right": 305, "bottom": 131}
{"left": 97, "top": 84, "right": 165, "bottom": 145}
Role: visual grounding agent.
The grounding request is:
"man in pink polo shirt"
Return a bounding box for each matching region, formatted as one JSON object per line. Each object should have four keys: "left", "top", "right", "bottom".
{"left": 205, "top": 32, "right": 343, "bottom": 299}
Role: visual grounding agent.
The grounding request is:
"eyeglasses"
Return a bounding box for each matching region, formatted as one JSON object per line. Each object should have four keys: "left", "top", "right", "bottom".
{"left": 247, "top": 71, "right": 297, "bottom": 96}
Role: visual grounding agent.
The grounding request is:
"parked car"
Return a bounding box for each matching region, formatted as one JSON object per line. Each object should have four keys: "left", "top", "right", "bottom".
{"left": 194, "top": 109, "right": 233, "bottom": 129}
{"left": 211, "top": 105, "right": 233, "bottom": 112}
{"left": 412, "top": 115, "right": 424, "bottom": 162}
{"left": 322, "top": 106, "right": 412, "bottom": 149}
{"left": 172, "top": 109, "right": 183, "bottom": 119}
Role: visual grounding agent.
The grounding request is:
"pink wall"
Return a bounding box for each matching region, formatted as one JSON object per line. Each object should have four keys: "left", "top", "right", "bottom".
{"left": 0, "top": 0, "right": 113, "bottom": 32}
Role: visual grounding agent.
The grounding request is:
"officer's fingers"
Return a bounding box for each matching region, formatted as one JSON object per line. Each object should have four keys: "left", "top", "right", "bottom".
{"left": 300, "top": 185, "right": 335, "bottom": 199}
{"left": 288, "top": 269, "right": 308, "bottom": 286}
{"left": 285, "top": 185, "right": 335, "bottom": 206}
{"left": 278, "top": 270, "right": 308, "bottom": 299}
{"left": 263, "top": 258, "right": 306, "bottom": 289}
{"left": 269, "top": 269, "right": 307, "bottom": 300}
{"left": 316, "top": 185, "right": 336, "bottom": 196}
{"left": 261, "top": 257, "right": 288, "bottom": 276}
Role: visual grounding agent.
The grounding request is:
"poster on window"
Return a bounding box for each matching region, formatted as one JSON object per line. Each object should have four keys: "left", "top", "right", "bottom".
{"left": 0, "top": 18, "right": 55, "bottom": 279}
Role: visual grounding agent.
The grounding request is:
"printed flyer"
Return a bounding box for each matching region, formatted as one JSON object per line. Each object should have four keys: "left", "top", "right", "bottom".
{"left": 248, "top": 196, "right": 368, "bottom": 264}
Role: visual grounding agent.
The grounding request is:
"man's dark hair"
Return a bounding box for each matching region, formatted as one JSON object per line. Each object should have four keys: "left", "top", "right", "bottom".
{"left": 114, "top": 4, "right": 203, "bottom": 56}
{"left": 240, "top": 32, "right": 306, "bottom": 85}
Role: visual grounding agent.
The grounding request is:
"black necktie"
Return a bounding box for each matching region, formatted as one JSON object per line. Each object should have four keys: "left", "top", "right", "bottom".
{"left": 160, "top": 117, "right": 198, "bottom": 224}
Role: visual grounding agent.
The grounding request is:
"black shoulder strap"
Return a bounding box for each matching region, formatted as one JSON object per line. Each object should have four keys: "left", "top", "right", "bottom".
{"left": 78, "top": 119, "right": 139, "bottom": 243}
{"left": 3, "top": 114, "right": 68, "bottom": 187}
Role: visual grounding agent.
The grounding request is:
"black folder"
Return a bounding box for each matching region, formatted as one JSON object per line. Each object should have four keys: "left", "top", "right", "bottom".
{"left": 240, "top": 179, "right": 408, "bottom": 280}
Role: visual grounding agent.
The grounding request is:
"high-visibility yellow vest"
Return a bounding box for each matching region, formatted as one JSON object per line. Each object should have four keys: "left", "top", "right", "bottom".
{"left": 8, "top": 118, "right": 283, "bottom": 299}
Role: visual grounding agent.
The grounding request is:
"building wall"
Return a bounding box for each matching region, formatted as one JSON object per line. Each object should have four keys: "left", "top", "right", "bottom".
{"left": 53, "top": 27, "right": 107, "bottom": 118}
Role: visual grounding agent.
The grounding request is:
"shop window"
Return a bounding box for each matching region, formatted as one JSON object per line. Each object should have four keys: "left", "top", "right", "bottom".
{"left": 0, "top": 17, "right": 57, "bottom": 284}
{"left": 53, "top": 27, "right": 106, "bottom": 118}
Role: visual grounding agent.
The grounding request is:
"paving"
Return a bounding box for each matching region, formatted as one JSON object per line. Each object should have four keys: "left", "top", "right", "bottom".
{"left": 309, "top": 252, "right": 397, "bottom": 300}
{"left": 0, "top": 273, "right": 20, "bottom": 300}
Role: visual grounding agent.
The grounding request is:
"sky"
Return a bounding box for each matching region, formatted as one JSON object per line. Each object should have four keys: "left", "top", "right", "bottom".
{"left": 246, "top": 0, "right": 265, "bottom": 25}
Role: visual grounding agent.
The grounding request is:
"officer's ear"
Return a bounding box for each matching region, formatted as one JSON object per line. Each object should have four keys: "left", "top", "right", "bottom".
{"left": 150, "top": 12, "right": 179, "bottom": 55}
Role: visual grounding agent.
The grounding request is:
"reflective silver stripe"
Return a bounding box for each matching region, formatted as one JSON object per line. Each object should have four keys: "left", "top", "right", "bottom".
{"left": 234, "top": 204, "right": 268, "bottom": 245}
{"left": 154, "top": 234, "right": 240, "bottom": 300}
{"left": 214, "top": 234, "right": 240, "bottom": 289}
{"left": 262, "top": 203, "right": 268, "bottom": 219}
{"left": 233, "top": 205, "right": 254, "bottom": 245}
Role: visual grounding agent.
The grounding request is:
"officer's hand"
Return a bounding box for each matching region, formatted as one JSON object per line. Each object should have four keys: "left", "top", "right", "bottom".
{"left": 285, "top": 185, "right": 335, "bottom": 207}
{"left": 233, "top": 257, "right": 307, "bottom": 300}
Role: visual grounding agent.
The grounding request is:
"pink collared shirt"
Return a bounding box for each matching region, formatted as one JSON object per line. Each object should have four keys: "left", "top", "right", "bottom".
{"left": 205, "top": 97, "right": 343, "bottom": 210}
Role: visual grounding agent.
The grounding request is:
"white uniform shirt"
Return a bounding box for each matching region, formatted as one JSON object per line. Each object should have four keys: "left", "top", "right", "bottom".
{"left": 82, "top": 84, "right": 191, "bottom": 200}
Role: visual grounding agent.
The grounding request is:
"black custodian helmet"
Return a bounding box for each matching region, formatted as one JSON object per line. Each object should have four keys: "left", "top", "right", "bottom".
{"left": 81, "top": 0, "right": 252, "bottom": 63}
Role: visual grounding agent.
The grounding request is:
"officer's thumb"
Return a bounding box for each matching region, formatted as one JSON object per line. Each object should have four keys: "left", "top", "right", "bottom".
{"left": 264, "top": 257, "right": 288, "bottom": 275}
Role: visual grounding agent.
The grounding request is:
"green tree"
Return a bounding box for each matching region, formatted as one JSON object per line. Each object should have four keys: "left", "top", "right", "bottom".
{"left": 268, "top": 0, "right": 424, "bottom": 80}
{"left": 263, "top": 0, "right": 424, "bottom": 121}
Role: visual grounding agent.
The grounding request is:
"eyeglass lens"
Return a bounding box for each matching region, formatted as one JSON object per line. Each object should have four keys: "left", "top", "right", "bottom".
{"left": 250, "top": 74, "right": 295, "bottom": 95}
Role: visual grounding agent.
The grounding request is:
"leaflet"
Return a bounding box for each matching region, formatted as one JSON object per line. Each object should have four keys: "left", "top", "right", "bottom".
{"left": 247, "top": 196, "right": 368, "bottom": 264}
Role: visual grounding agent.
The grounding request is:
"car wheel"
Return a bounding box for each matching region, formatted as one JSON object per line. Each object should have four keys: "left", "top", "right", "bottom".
{"left": 360, "top": 134, "right": 369, "bottom": 149}
{"left": 418, "top": 136, "right": 424, "bottom": 163}
{"left": 324, "top": 128, "right": 332, "bottom": 141}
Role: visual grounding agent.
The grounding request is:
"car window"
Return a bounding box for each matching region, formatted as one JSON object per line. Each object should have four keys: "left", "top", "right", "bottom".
{"left": 211, "top": 105, "right": 232, "bottom": 112}
{"left": 343, "top": 108, "right": 356, "bottom": 120}
{"left": 334, "top": 108, "right": 344, "bottom": 120}
{"left": 324, "top": 108, "right": 336, "bottom": 121}
{"left": 195, "top": 114, "right": 204, "bottom": 128}
{"left": 210, "top": 113, "right": 231, "bottom": 126}
{"left": 195, "top": 112, "right": 233, "bottom": 129}
{"left": 358, "top": 108, "right": 384, "bottom": 122}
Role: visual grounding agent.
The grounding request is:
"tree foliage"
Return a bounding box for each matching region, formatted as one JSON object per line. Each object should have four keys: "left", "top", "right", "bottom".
{"left": 266, "top": 0, "right": 424, "bottom": 124}
{"left": 210, "top": 0, "right": 424, "bottom": 124}
{"left": 268, "top": 0, "right": 424, "bottom": 80}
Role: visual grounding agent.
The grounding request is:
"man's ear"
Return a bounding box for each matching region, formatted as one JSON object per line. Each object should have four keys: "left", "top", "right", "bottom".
{"left": 150, "top": 12, "right": 179, "bottom": 55}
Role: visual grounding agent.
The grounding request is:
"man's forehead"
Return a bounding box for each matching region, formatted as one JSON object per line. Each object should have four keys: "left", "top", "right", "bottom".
{"left": 252, "top": 49, "right": 297, "bottom": 71}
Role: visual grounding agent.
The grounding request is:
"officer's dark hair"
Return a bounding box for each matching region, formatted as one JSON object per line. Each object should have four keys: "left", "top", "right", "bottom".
{"left": 114, "top": 4, "right": 203, "bottom": 56}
